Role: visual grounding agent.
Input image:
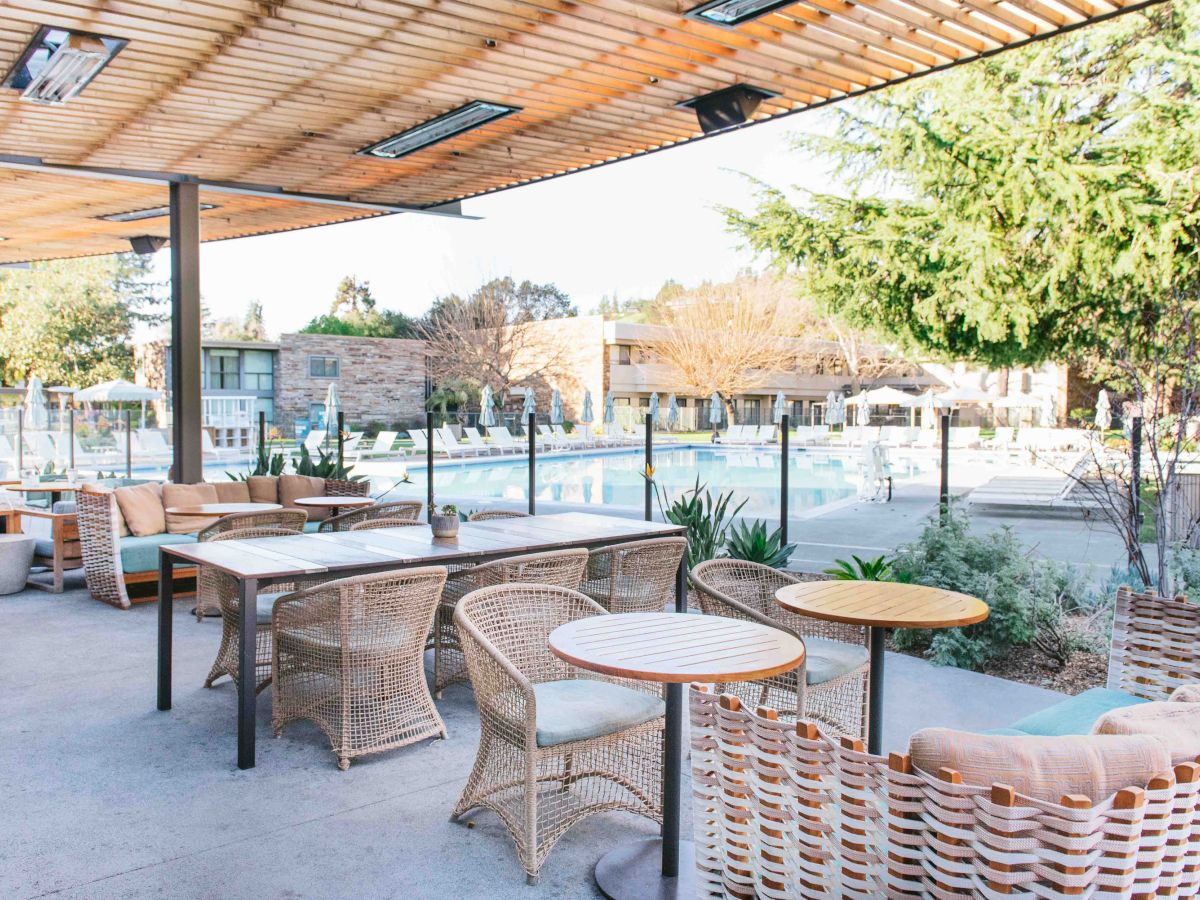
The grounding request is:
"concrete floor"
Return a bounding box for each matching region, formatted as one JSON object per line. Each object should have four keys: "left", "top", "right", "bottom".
{"left": 2, "top": 583, "right": 1064, "bottom": 900}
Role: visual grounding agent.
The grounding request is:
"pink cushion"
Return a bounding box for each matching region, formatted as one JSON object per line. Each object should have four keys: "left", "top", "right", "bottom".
{"left": 212, "top": 481, "right": 252, "bottom": 504}
{"left": 114, "top": 482, "right": 165, "bottom": 537}
{"left": 247, "top": 476, "right": 279, "bottom": 505}
{"left": 162, "top": 483, "right": 220, "bottom": 534}
{"left": 909, "top": 727, "right": 1171, "bottom": 803}
{"left": 279, "top": 474, "right": 326, "bottom": 521}
{"left": 1094, "top": 701, "right": 1200, "bottom": 765}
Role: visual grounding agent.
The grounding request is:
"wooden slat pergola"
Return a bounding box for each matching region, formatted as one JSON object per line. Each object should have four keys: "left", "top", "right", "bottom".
{"left": 0, "top": 0, "right": 1160, "bottom": 481}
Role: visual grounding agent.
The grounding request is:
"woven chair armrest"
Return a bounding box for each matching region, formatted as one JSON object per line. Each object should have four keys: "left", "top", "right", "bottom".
{"left": 455, "top": 607, "right": 537, "bottom": 720}
{"left": 694, "top": 585, "right": 802, "bottom": 640}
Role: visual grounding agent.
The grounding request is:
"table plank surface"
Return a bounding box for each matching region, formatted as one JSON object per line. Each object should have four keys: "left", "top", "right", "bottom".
{"left": 548, "top": 613, "right": 805, "bottom": 683}
{"left": 776, "top": 580, "right": 988, "bottom": 629}
{"left": 161, "top": 513, "right": 684, "bottom": 578}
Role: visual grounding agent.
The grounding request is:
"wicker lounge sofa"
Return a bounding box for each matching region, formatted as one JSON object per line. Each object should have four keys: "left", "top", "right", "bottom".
{"left": 76, "top": 474, "right": 368, "bottom": 608}
{"left": 689, "top": 586, "right": 1200, "bottom": 898}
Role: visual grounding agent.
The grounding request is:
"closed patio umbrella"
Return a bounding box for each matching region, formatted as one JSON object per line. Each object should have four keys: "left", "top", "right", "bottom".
{"left": 824, "top": 390, "right": 839, "bottom": 425}
{"left": 323, "top": 382, "right": 339, "bottom": 434}
{"left": 709, "top": 391, "right": 723, "bottom": 427}
{"left": 23, "top": 375, "right": 48, "bottom": 431}
{"left": 854, "top": 390, "right": 871, "bottom": 427}
{"left": 603, "top": 391, "right": 615, "bottom": 425}
{"left": 920, "top": 390, "right": 937, "bottom": 429}
{"left": 550, "top": 389, "right": 564, "bottom": 425}
{"left": 1040, "top": 392, "right": 1057, "bottom": 428}
{"left": 666, "top": 393, "right": 679, "bottom": 430}
{"left": 522, "top": 387, "right": 536, "bottom": 420}
{"left": 479, "top": 385, "right": 497, "bottom": 428}
{"left": 773, "top": 391, "right": 786, "bottom": 425}
{"left": 648, "top": 392, "right": 660, "bottom": 426}
{"left": 1095, "top": 389, "right": 1112, "bottom": 430}
{"left": 581, "top": 390, "right": 594, "bottom": 425}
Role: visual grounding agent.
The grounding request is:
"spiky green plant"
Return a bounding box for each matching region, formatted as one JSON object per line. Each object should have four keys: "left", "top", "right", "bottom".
{"left": 825, "top": 554, "right": 893, "bottom": 581}
{"left": 293, "top": 444, "right": 364, "bottom": 481}
{"left": 654, "top": 476, "right": 746, "bottom": 568}
{"left": 726, "top": 519, "right": 796, "bottom": 569}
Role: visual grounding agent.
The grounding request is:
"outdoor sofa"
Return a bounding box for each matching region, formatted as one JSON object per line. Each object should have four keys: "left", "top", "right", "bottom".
{"left": 76, "top": 474, "right": 368, "bottom": 608}
{"left": 689, "top": 586, "right": 1200, "bottom": 897}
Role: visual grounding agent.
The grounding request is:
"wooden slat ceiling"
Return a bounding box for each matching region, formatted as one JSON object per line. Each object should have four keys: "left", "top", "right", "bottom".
{"left": 0, "top": 0, "right": 1153, "bottom": 263}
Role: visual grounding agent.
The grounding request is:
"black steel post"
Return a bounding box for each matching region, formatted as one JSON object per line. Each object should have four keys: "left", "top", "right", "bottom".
{"left": 336, "top": 411, "right": 345, "bottom": 470}
{"left": 867, "top": 626, "right": 885, "bottom": 755}
{"left": 16, "top": 407, "right": 23, "bottom": 472}
{"left": 68, "top": 408, "right": 76, "bottom": 472}
{"left": 257, "top": 410, "right": 266, "bottom": 459}
{"left": 168, "top": 180, "right": 204, "bottom": 485}
{"left": 939, "top": 413, "right": 951, "bottom": 523}
{"left": 156, "top": 549, "right": 173, "bottom": 711}
{"left": 426, "top": 411, "right": 435, "bottom": 522}
{"left": 126, "top": 410, "right": 133, "bottom": 478}
{"left": 780, "top": 413, "right": 789, "bottom": 544}
{"left": 528, "top": 412, "right": 537, "bottom": 515}
{"left": 644, "top": 414, "right": 653, "bottom": 522}
{"left": 237, "top": 577, "right": 258, "bottom": 769}
{"left": 1131, "top": 416, "right": 1143, "bottom": 564}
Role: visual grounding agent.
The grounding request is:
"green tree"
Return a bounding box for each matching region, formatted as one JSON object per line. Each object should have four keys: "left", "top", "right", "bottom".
{"left": 725, "top": 1, "right": 1200, "bottom": 383}
{"left": 0, "top": 254, "right": 164, "bottom": 386}
{"left": 330, "top": 275, "right": 376, "bottom": 316}
{"left": 207, "top": 300, "right": 270, "bottom": 341}
{"left": 301, "top": 275, "right": 419, "bottom": 338}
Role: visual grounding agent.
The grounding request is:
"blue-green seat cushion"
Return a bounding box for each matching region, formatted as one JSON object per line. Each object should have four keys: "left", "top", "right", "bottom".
{"left": 1007, "top": 687, "right": 1151, "bottom": 737}
{"left": 255, "top": 593, "right": 287, "bottom": 625}
{"left": 532, "top": 679, "right": 665, "bottom": 747}
{"left": 118, "top": 532, "right": 197, "bottom": 573}
{"left": 804, "top": 637, "right": 869, "bottom": 686}
{"left": 303, "top": 521, "right": 321, "bottom": 533}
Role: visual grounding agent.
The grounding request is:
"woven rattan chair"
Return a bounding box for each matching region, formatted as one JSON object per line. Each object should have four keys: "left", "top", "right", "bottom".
{"left": 466, "top": 509, "right": 531, "bottom": 521}
{"left": 453, "top": 584, "right": 664, "bottom": 883}
{"left": 348, "top": 517, "right": 425, "bottom": 531}
{"left": 691, "top": 559, "right": 868, "bottom": 734}
{"left": 318, "top": 500, "right": 424, "bottom": 533}
{"left": 194, "top": 509, "right": 307, "bottom": 620}
{"left": 579, "top": 537, "right": 687, "bottom": 614}
{"left": 200, "top": 520, "right": 312, "bottom": 693}
{"left": 434, "top": 548, "right": 588, "bottom": 696}
{"left": 271, "top": 566, "right": 449, "bottom": 770}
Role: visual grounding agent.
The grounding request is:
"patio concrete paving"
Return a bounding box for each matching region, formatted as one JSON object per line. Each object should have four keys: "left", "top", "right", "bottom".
{"left": 2, "top": 583, "right": 1064, "bottom": 899}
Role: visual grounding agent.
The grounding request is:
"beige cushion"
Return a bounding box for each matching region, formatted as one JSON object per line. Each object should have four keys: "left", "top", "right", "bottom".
{"left": 114, "top": 482, "right": 165, "bottom": 537}
{"left": 1094, "top": 701, "right": 1200, "bottom": 765}
{"left": 213, "top": 481, "right": 252, "bottom": 504}
{"left": 279, "top": 474, "right": 326, "bottom": 521}
{"left": 909, "top": 727, "right": 1171, "bottom": 803}
{"left": 247, "top": 476, "right": 279, "bottom": 505}
{"left": 1171, "top": 685, "right": 1200, "bottom": 703}
{"left": 162, "top": 483, "right": 220, "bottom": 534}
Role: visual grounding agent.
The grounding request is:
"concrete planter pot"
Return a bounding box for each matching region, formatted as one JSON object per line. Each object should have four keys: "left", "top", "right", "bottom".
{"left": 430, "top": 514, "right": 459, "bottom": 538}
{"left": 0, "top": 535, "right": 34, "bottom": 594}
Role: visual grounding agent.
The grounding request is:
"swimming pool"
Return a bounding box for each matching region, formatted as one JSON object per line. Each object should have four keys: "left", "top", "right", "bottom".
{"left": 365, "top": 447, "right": 924, "bottom": 519}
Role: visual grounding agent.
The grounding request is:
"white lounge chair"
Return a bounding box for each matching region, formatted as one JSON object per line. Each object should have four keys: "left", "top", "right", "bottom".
{"left": 435, "top": 427, "right": 475, "bottom": 458}
{"left": 756, "top": 425, "right": 777, "bottom": 444}
{"left": 462, "top": 427, "right": 498, "bottom": 456}
{"left": 552, "top": 425, "right": 589, "bottom": 449}
{"left": 134, "top": 429, "right": 174, "bottom": 464}
{"left": 487, "top": 426, "right": 529, "bottom": 454}
{"left": 289, "top": 429, "right": 328, "bottom": 459}
{"left": 27, "top": 431, "right": 63, "bottom": 466}
{"left": 357, "top": 431, "right": 400, "bottom": 459}
{"left": 201, "top": 430, "right": 242, "bottom": 462}
{"left": 948, "top": 426, "right": 981, "bottom": 449}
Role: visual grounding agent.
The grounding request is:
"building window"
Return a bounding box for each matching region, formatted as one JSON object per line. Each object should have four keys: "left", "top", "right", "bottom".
{"left": 309, "top": 355, "right": 339, "bottom": 378}
{"left": 253, "top": 398, "right": 274, "bottom": 424}
{"left": 613, "top": 397, "right": 630, "bottom": 406}
{"left": 244, "top": 349, "right": 273, "bottom": 391}
{"left": 616, "top": 346, "right": 631, "bottom": 366}
{"left": 209, "top": 349, "right": 240, "bottom": 390}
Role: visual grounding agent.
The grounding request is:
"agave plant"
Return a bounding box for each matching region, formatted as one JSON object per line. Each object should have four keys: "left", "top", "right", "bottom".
{"left": 293, "top": 444, "right": 364, "bottom": 481}
{"left": 227, "top": 438, "right": 286, "bottom": 481}
{"left": 725, "top": 519, "right": 797, "bottom": 569}
{"left": 654, "top": 476, "right": 746, "bottom": 568}
{"left": 825, "top": 554, "right": 893, "bottom": 581}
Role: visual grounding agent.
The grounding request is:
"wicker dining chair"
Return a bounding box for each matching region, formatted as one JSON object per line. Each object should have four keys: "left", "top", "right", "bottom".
{"left": 453, "top": 584, "right": 664, "bottom": 884}
{"left": 347, "top": 517, "right": 425, "bottom": 531}
{"left": 272, "top": 566, "right": 449, "bottom": 770}
{"left": 434, "top": 548, "right": 589, "bottom": 696}
{"left": 691, "top": 559, "right": 868, "bottom": 735}
{"left": 194, "top": 510, "right": 308, "bottom": 620}
{"left": 579, "top": 536, "right": 687, "bottom": 614}
{"left": 318, "top": 500, "right": 424, "bottom": 533}
{"left": 466, "top": 509, "right": 531, "bottom": 521}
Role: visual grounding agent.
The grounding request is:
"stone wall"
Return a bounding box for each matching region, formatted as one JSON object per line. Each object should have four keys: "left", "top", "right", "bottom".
{"left": 274, "top": 333, "right": 428, "bottom": 433}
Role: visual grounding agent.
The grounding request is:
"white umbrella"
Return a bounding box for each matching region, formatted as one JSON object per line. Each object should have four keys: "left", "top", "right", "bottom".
{"left": 846, "top": 386, "right": 914, "bottom": 406}
{"left": 824, "top": 390, "right": 839, "bottom": 425}
{"left": 1040, "top": 392, "right": 1057, "bottom": 428}
{"left": 323, "top": 382, "right": 340, "bottom": 435}
{"left": 603, "top": 391, "right": 615, "bottom": 425}
{"left": 647, "top": 392, "right": 660, "bottom": 426}
{"left": 581, "top": 390, "right": 594, "bottom": 425}
{"left": 550, "top": 389, "right": 564, "bottom": 425}
{"left": 666, "top": 394, "right": 679, "bottom": 430}
{"left": 935, "top": 385, "right": 992, "bottom": 406}
{"left": 23, "top": 375, "right": 48, "bottom": 430}
{"left": 709, "top": 391, "right": 723, "bottom": 427}
{"left": 479, "top": 385, "right": 497, "bottom": 428}
{"left": 773, "top": 391, "right": 786, "bottom": 425}
{"left": 920, "top": 390, "right": 937, "bottom": 430}
{"left": 522, "top": 387, "right": 536, "bottom": 420}
{"left": 854, "top": 390, "right": 871, "bottom": 427}
{"left": 75, "top": 378, "right": 161, "bottom": 430}
{"left": 1095, "top": 389, "right": 1112, "bottom": 431}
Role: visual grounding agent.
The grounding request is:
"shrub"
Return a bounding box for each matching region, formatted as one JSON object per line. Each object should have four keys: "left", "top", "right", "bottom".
{"left": 825, "top": 555, "right": 892, "bottom": 581}
{"left": 654, "top": 477, "right": 746, "bottom": 569}
{"left": 890, "top": 506, "right": 1088, "bottom": 670}
{"left": 725, "top": 520, "right": 796, "bottom": 569}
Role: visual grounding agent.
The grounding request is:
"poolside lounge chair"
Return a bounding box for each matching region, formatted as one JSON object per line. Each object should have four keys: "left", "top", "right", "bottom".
{"left": 552, "top": 424, "right": 591, "bottom": 449}
{"left": 133, "top": 430, "right": 173, "bottom": 464}
{"left": 486, "top": 426, "right": 528, "bottom": 454}
{"left": 356, "top": 431, "right": 400, "bottom": 459}
{"left": 69, "top": 435, "right": 123, "bottom": 467}
{"left": 288, "top": 429, "right": 327, "bottom": 459}
{"left": 200, "top": 430, "right": 241, "bottom": 462}
{"left": 756, "top": 424, "right": 777, "bottom": 444}
{"left": 463, "top": 427, "right": 498, "bottom": 456}
{"left": 27, "top": 431, "right": 63, "bottom": 466}
{"left": 948, "top": 425, "right": 981, "bottom": 448}
{"left": 438, "top": 426, "right": 482, "bottom": 458}
{"left": 966, "top": 450, "right": 1100, "bottom": 510}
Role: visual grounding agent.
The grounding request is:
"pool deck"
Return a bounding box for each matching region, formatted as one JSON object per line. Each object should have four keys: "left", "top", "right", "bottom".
{"left": 2, "top": 584, "right": 1064, "bottom": 899}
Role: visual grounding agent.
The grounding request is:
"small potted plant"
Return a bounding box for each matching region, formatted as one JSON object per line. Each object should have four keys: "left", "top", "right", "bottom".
{"left": 431, "top": 503, "right": 459, "bottom": 538}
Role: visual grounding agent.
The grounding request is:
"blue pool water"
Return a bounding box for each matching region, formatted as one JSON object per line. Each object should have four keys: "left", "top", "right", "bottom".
{"left": 368, "top": 447, "right": 923, "bottom": 518}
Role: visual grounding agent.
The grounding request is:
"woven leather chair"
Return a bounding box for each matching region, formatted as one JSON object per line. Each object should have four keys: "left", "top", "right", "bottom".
{"left": 199, "top": 517, "right": 311, "bottom": 693}
{"left": 434, "top": 548, "right": 588, "bottom": 696}
{"left": 580, "top": 536, "right": 687, "bottom": 613}
{"left": 453, "top": 584, "right": 664, "bottom": 884}
{"left": 691, "top": 559, "right": 868, "bottom": 734}
{"left": 272, "top": 566, "right": 449, "bottom": 770}
{"left": 194, "top": 509, "right": 307, "bottom": 620}
{"left": 318, "top": 500, "right": 423, "bottom": 533}
{"left": 348, "top": 518, "right": 425, "bottom": 531}
{"left": 467, "top": 509, "right": 530, "bottom": 521}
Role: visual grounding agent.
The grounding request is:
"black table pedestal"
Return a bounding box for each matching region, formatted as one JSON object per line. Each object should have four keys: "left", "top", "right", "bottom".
{"left": 596, "top": 838, "right": 695, "bottom": 900}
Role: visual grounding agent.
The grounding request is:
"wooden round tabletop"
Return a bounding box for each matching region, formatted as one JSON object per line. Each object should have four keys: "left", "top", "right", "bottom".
{"left": 165, "top": 502, "right": 282, "bottom": 517}
{"left": 293, "top": 496, "right": 374, "bottom": 509}
{"left": 6, "top": 482, "right": 82, "bottom": 493}
{"left": 776, "top": 580, "right": 988, "bottom": 630}
{"left": 548, "top": 612, "right": 806, "bottom": 684}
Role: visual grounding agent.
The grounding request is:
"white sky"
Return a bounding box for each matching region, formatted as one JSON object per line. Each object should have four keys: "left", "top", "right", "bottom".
{"left": 149, "top": 109, "right": 841, "bottom": 338}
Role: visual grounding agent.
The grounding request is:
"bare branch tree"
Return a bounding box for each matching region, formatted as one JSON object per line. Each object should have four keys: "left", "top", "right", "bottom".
{"left": 648, "top": 274, "right": 798, "bottom": 423}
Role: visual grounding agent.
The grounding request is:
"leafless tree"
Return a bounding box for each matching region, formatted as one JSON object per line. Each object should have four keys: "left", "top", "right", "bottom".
{"left": 649, "top": 274, "right": 798, "bottom": 423}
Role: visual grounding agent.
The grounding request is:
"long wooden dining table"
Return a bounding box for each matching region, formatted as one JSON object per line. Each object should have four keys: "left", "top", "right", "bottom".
{"left": 156, "top": 512, "right": 687, "bottom": 769}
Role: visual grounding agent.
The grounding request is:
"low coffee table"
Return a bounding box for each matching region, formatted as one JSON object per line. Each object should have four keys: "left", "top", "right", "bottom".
{"left": 165, "top": 502, "right": 282, "bottom": 518}
{"left": 294, "top": 496, "right": 374, "bottom": 518}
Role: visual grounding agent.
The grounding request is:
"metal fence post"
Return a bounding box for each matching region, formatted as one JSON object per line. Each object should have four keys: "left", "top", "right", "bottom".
{"left": 644, "top": 414, "right": 653, "bottom": 522}
{"left": 68, "top": 407, "right": 76, "bottom": 472}
{"left": 336, "top": 411, "right": 345, "bottom": 470}
{"left": 426, "top": 410, "right": 435, "bottom": 522}
{"left": 257, "top": 410, "right": 266, "bottom": 460}
{"left": 126, "top": 410, "right": 133, "bottom": 478}
{"left": 528, "top": 412, "right": 537, "bottom": 515}
{"left": 939, "top": 413, "right": 950, "bottom": 523}
{"left": 780, "top": 413, "right": 789, "bottom": 544}
{"left": 16, "top": 406, "right": 23, "bottom": 472}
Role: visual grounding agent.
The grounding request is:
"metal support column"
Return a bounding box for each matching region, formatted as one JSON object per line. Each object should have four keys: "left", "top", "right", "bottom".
{"left": 644, "top": 415, "right": 653, "bottom": 522}
{"left": 939, "top": 413, "right": 951, "bottom": 523}
{"left": 528, "top": 412, "right": 537, "bottom": 515}
{"left": 780, "top": 413, "right": 789, "bottom": 544}
{"left": 336, "top": 411, "right": 345, "bottom": 470}
{"left": 426, "top": 411, "right": 435, "bottom": 522}
{"left": 169, "top": 180, "right": 203, "bottom": 484}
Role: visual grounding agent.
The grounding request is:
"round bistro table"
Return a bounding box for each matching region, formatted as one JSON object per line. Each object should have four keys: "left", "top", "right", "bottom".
{"left": 775, "top": 580, "right": 988, "bottom": 755}
{"left": 293, "top": 496, "right": 374, "bottom": 518}
{"left": 164, "top": 502, "right": 282, "bottom": 517}
{"left": 6, "top": 482, "right": 83, "bottom": 507}
{"left": 548, "top": 612, "right": 806, "bottom": 900}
